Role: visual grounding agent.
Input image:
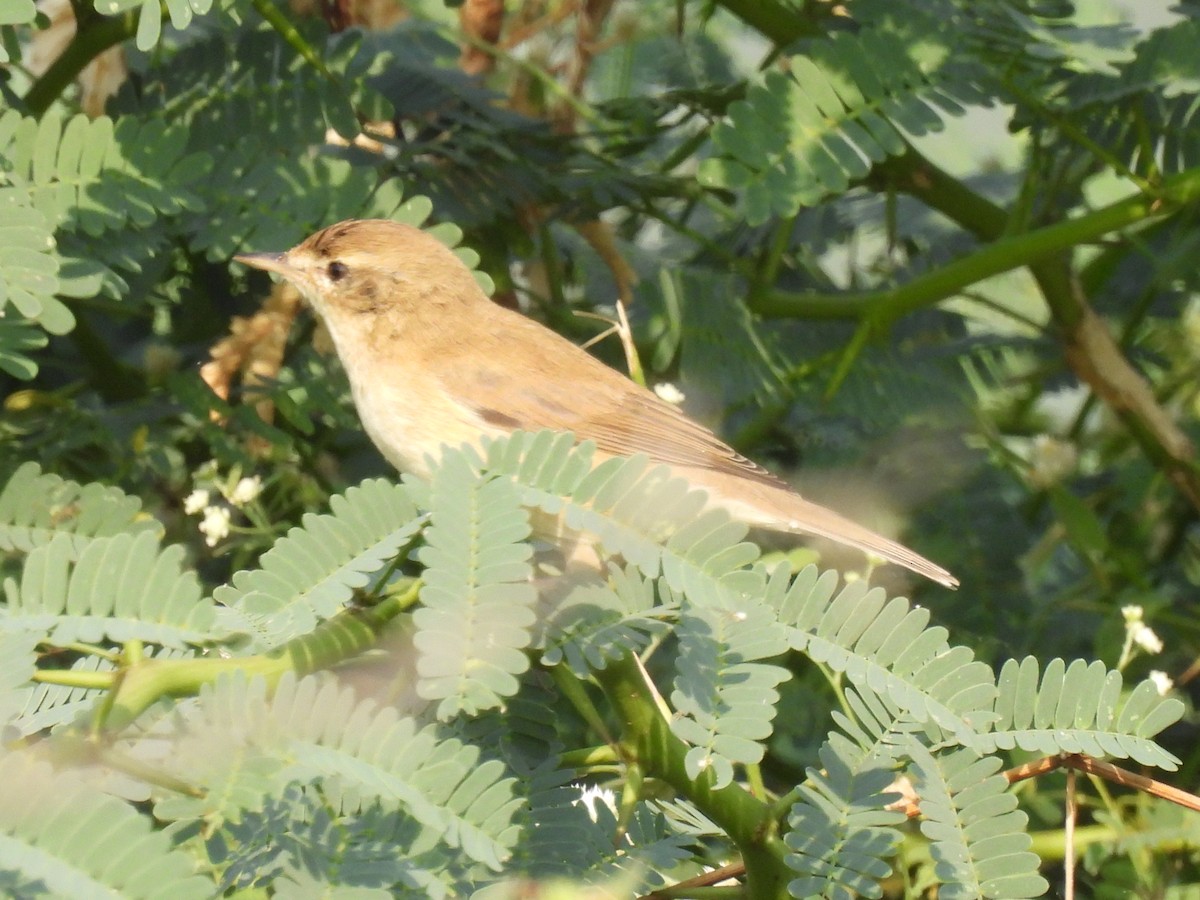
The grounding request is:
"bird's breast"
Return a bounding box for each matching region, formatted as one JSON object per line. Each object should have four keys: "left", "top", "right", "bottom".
{"left": 345, "top": 363, "right": 508, "bottom": 479}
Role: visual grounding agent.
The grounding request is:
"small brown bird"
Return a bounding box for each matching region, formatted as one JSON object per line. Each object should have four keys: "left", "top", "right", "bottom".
{"left": 236, "top": 219, "right": 957, "bottom": 588}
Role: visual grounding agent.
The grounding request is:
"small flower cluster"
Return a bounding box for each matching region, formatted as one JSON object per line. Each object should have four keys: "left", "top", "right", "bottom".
{"left": 1120, "top": 604, "right": 1172, "bottom": 695}
{"left": 183, "top": 464, "right": 263, "bottom": 548}
{"left": 1025, "top": 434, "right": 1077, "bottom": 488}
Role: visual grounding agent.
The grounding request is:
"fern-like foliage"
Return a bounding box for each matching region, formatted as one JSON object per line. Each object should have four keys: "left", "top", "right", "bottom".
{"left": 0, "top": 109, "right": 205, "bottom": 238}
{"left": 412, "top": 448, "right": 538, "bottom": 720}
{"left": 149, "top": 672, "right": 522, "bottom": 871}
{"left": 189, "top": 146, "right": 405, "bottom": 262}
{"left": 670, "top": 599, "right": 790, "bottom": 788}
{"left": 214, "top": 478, "right": 423, "bottom": 650}
{"left": 0, "top": 188, "right": 73, "bottom": 341}
{"left": 18, "top": 654, "right": 116, "bottom": 736}
{"left": 0, "top": 751, "right": 212, "bottom": 898}
{"left": 771, "top": 566, "right": 998, "bottom": 740}
{"left": 784, "top": 741, "right": 906, "bottom": 899}
{"left": 4, "top": 0, "right": 1200, "bottom": 890}
{"left": 116, "top": 26, "right": 365, "bottom": 150}
{"left": 0, "top": 319, "right": 47, "bottom": 380}
{"left": 214, "top": 785, "right": 465, "bottom": 897}
{"left": 0, "top": 630, "right": 37, "bottom": 729}
{"left": 979, "top": 656, "right": 1183, "bottom": 769}
{"left": 362, "top": 22, "right": 695, "bottom": 229}
{"left": 670, "top": 266, "right": 790, "bottom": 410}
{"left": 537, "top": 563, "right": 670, "bottom": 676}
{"left": 0, "top": 462, "right": 156, "bottom": 559}
{"left": 484, "top": 430, "right": 763, "bottom": 605}
{"left": 0, "top": 107, "right": 207, "bottom": 302}
{"left": 699, "top": 29, "right": 986, "bottom": 224}
{"left": 785, "top": 683, "right": 929, "bottom": 897}
{"left": 1047, "top": 17, "right": 1200, "bottom": 177}
{"left": 907, "top": 743, "right": 1049, "bottom": 900}
{"left": 0, "top": 429, "right": 1191, "bottom": 895}
{"left": 496, "top": 766, "right": 694, "bottom": 894}
{"left": 2, "top": 531, "right": 215, "bottom": 647}
{"left": 494, "top": 766, "right": 608, "bottom": 881}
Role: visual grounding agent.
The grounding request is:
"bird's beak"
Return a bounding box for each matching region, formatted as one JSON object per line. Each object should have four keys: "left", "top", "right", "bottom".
{"left": 234, "top": 251, "right": 296, "bottom": 279}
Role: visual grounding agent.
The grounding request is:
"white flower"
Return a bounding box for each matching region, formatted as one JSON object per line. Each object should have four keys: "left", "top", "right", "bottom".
{"left": 1121, "top": 605, "right": 1144, "bottom": 624}
{"left": 183, "top": 489, "right": 210, "bottom": 515}
{"left": 1132, "top": 624, "right": 1163, "bottom": 655}
{"left": 199, "top": 506, "right": 232, "bottom": 547}
{"left": 229, "top": 475, "right": 262, "bottom": 507}
{"left": 653, "top": 382, "right": 686, "bottom": 405}
{"left": 1026, "top": 435, "right": 1076, "bottom": 488}
{"left": 1149, "top": 670, "right": 1174, "bottom": 696}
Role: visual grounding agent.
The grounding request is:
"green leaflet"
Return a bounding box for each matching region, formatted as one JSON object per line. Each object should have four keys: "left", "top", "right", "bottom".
{"left": 698, "top": 29, "right": 985, "bottom": 224}
{"left": 981, "top": 656, "right": 1183, "bottom": 769}
{"left": 3, "top": 530, "right": 215, "bottom": 648}
{"left": 0, "top": 190, "right": 72, "bottom": 337}
{"left": 150, "top": 671, "right": 522, "bottom": 872}
{"left": 670, "top": 600, "right": 790, "bottom": 789}
{"left": 414, "top": 448, "right": 538, "bottom": 720}
{"left": 0, "top": 462, "right": 156, "bottom": 558}
{"left": 0, "top": 751, "right": 211, "bottom": 899}
{"left": 214, "top": 478, "right": 424, "bottom": 650}
{"left": 908, "top": 743, "right": 1049, "bottom": 900}
{"left": 785, "top": 748, "right": 905, "bottom": 900}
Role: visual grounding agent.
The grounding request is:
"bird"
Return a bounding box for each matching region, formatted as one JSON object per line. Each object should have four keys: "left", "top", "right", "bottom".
{"left": 235, "top": 219, "right": 957, "bottom": 588}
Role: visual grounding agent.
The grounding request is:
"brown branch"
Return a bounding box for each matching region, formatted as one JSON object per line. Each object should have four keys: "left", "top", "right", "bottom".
{"left": 641, "top": 861, "right": 744, "bottom": 898}
{"left": 1056, "top": 276, "right": 1200, "bottom": 511}
{"left": 1005, "top": 753, "right": 1200, "bottom": 815}
{"left": 891, "top": 150, "right": 1200, "bottom": 514}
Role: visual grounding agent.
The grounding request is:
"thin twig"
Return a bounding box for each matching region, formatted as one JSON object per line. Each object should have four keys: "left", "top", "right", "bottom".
{"left": 1065, "top": 768, "right": 1076, "bottom": 900}
{"left": 1005, "top": 754, "right": 1200, "bottom": 814}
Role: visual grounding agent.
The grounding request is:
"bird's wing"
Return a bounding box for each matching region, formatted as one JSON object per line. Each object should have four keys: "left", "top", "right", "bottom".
{"left": 452, "top": 323, "right": 788, "bottom": 490}
{"left": 447, "top": 316, "right": 959, "bottom": 589}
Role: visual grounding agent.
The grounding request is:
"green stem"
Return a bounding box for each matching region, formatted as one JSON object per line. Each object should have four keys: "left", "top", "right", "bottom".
{"left": 559, "top": 744, "right": 620, "bottom": 770}
{"left": 552, "top": 664, "right": 617, "bottom": 747}
{"left": 596, "top": 654, "right": 789, "bottom": 899}
{"left": 249, "top": 0, "right": 332, "bottom": 77}
{"left": 874, "top": 150, "right": 1009, "bottom": 241}
{"left": 887, "top": 143, "right": 1200, "bottom": 510}
{"left": 758, "top": 213, "right": 797, "bottom": 288}
{"left": 823, "top": 318, "right": 871, "bottom": 398}
{"left": 752, "top": 168, "right": 1200, "bottom": 321}
{"left": 23, "top": 12, "right": 138, "bottom": 117}
{"left": 32, "top": 668, "right": 115, "bottom": 690}
{"left": 102, "top": 579, "right": 420, "bottom": 731}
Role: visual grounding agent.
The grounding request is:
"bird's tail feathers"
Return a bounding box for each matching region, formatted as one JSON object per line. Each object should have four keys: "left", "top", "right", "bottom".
{"left": 725, "top": 484, "right": 959, "bottom": 589}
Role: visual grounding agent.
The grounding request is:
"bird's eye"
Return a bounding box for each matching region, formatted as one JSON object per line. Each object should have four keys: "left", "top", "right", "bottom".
{"left": 327, "top": 261, "right": 348, "bottom": 282}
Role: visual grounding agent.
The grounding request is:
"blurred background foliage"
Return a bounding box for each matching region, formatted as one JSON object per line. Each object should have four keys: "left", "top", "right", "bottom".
{"left": 4, "top": 0, "right": 1200, "bottom": 892}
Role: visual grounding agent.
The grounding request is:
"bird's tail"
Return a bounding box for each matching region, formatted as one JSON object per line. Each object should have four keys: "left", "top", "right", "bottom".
{"left": 726, "top": 482, "right": 959, "bottom": 589}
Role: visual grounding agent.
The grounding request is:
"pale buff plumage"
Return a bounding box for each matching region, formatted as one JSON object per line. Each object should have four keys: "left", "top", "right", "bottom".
{"left": 236, "top": 219, "right": 958, "bottom": 588}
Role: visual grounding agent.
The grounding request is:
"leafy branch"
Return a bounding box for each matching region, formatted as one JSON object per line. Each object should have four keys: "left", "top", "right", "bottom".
{"left": 753, "top": 168, "right": 1200, "bottom": 322}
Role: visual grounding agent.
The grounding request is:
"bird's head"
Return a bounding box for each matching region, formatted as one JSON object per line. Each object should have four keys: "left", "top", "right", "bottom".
{"left": 235, "top": 219, "right": 482, "bottom": 322}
